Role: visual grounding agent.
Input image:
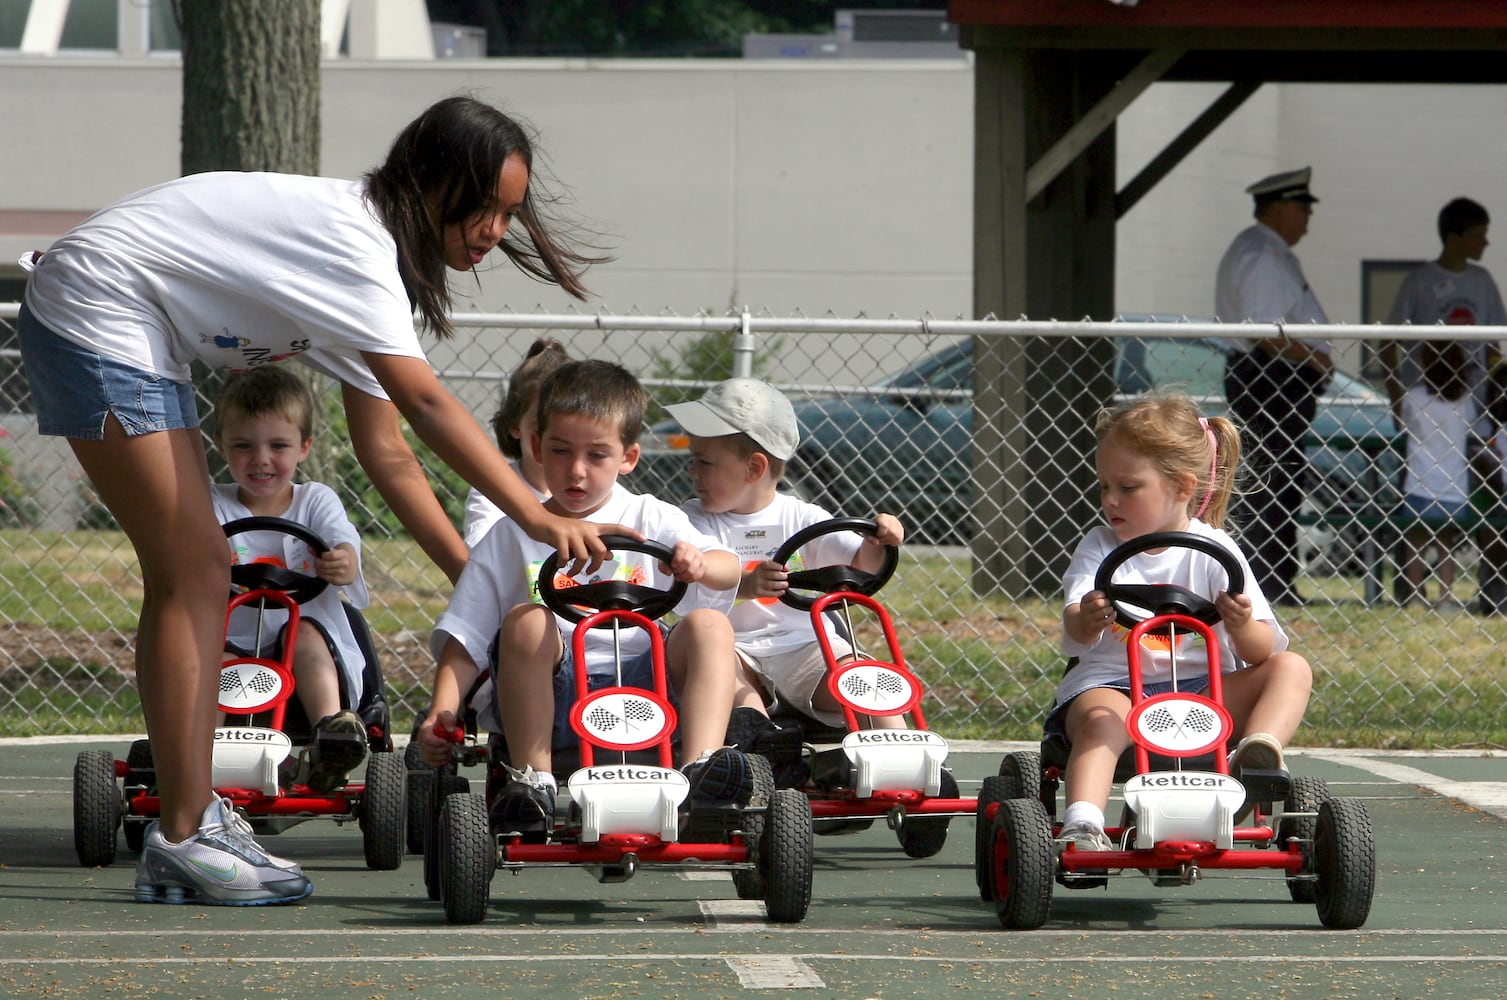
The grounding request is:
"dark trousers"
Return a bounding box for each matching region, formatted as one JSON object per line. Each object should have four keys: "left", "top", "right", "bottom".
{"left": 1225, "top": 350, "right": 1325, "bottom": 602}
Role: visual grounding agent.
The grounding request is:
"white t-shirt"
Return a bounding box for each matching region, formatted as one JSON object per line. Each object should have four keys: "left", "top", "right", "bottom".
{"left": 462, "top": 460, "right": 549, "bottom": 549}
{"left": 433, "top": 482, "right": 735, "bottom": 683}
{"left": 212, "top": 482, "right": 370, "bottom": 706}
{"left": 1387, "top": 261, "right": 1505, "bottom": 422}
{"left": 1400, "top": 386, "right": 1475, "bottom": 504}
{"left": 1214, "top": 221, "right": 1330, "bottom": 353}
{"left": 1056, "top": 520, "right": 1286, "bottom": 707}
{"left": 23, "top": 172, "right": 425, "bottom": 398}
{"left": 682, "top": 493, "right": 867, "bottom": 658}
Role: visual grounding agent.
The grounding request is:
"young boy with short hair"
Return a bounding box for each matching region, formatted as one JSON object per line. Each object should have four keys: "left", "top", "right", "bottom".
{"left": 212, "top": 365, "right": 372, "bottom": 793}
{"left": 666, "top": 378, "right": 906, "bottom": 748}
{"left": 416, "top": 359, "right": 749, "bottom": 839}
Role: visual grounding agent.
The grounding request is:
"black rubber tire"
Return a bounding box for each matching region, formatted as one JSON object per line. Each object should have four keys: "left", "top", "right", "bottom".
{"left": 997, "top": 751, "right": 1042, "bottom": 801}
{"left": 761, "top": 788, "right": 814, "bottom": 923}
{"left": 438, "top": 791, "right": 493, "bottom": 925}
{"left": 407, "top": 768, "right": 433, "bottom": 856}
{"left": 975, "top": 774, "right": 1010, "bottom": 901}
{"left": 360, "top": 751, "right": 407, "bottom": 871}
{"left": 1314, "top": 797, "right": 1376, "bottom": 930}
{"left": 733, "top": 754, "right": 775, "bottom": 900}
{"left": 989, "top": 796, "right": 1054, "bottom": 930}
{"left": 1280, "top": 774, "right": 1330, "bottom": 903}
{"left": 73, "top": 750, "right": 120, "bottom": 868}
{"left": 425, "top": 773, "right": 470, "bottom": 901}
{"left": 898, "top": 768, "right": 958, "bottom": 859}
{"left": 122, "top": 739, "right": 155, "bottom": 854}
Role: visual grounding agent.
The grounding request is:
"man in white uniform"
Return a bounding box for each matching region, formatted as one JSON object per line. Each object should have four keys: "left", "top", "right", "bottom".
{"left": 1215, "top": 166, "right": 1333, "bottom": 606}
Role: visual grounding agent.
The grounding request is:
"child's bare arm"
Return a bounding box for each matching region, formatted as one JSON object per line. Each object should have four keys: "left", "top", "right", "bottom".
{"left": 667, "top": 543, "right": 740, "bottom": 590}
{"left": 417, "top": 636, "right": 480, "bottom": 767}
{"left": 313, "top": 542, "right": 358, "bottom": 587}
{"left": 853, "top": 513, "right": 905, "bottom": 574}
{"left": 1216, "top": 591, "right": 1277, "bottom": 664}
{"left": 1064, "top": 590, "right": 1116, "bottom": 646}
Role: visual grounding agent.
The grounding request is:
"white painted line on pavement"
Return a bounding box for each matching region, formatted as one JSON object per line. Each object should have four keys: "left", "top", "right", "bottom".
{"left": 725, "top": 955, "right": 826, "bottom": 989}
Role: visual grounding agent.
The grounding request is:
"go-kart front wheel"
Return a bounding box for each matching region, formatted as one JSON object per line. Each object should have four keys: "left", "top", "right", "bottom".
{"left": 898, "top": 768, "right": 958, "bottom": 859}
{"left": 975, "top": 774, "right": 1010, "bottom": 902}
{"left": 732, "top": 754, "right": 775, "bottom": 901}
{"left": 424, "top": 773, "right": 470, "bottom": 901}
{"left": 438, "top": 791, "right": 493, "bottom": 925}
{"left": 122, "top": 739, "right": 156, "bottom": 854}
{"left": 1314, "top": 797, "right": 1376, "bottom": 929}
{"left": 360, "top": 751, "right": 406, "bottom": 871}
{"left": 1280, "top": 774, "right": 1330, "bottom": 903}
{"left": 761, "top": 788, "right": 814, "bottom": 923}
{"left": 987, "top": 796, "right": 1054, "bottom": 930}
{"left": 73, "top": 750, "right": 120, "bottom": 868}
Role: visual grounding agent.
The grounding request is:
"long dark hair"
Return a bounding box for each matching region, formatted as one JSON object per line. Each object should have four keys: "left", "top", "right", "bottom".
{"left": 363, "top": 96, "right": 607, "bottom": 338}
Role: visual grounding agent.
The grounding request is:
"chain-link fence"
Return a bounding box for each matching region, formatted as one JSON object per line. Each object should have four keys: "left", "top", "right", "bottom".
{"left": 3, "top": 305, "right": 1505, "bottom": 748}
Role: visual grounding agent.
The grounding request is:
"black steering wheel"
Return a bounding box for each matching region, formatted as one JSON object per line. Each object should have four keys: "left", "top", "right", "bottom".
{"left": 222, "top": 516, "right": 331, "bottom": 605}
{"left": 770, "top": 517, "right": 900, "bottom": 612}
{"left": 536, "top": 535, "right": 688, "bottom": 626}
{"left": 1093, "top": 530, "right": 1244, "bottom": 632}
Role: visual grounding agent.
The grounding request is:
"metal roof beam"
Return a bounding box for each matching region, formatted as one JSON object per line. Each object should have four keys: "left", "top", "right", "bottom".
{"left": 1115, "top": 78, "right": 1261, "bottom": 220}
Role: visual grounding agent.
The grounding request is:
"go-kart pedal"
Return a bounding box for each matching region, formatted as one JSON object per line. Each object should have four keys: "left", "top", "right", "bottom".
{"left": 304, "top": 711, "right": 369, "bottom": 794}
{"left": 725, "top": 707, "right": 808, "bottom": 787}
{"left": 489, "top": 767, "right": 556, "bottom": 843}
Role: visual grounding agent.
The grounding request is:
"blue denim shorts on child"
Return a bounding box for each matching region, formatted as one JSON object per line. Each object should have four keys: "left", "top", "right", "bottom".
{"left": 16, "top": 303, "right": 199, "bottom": 439}
{"left": 1401, "top": 493, "right": 1471, "bottom": 525}
{"left": 1043, "top": 677, "right": 1212, "bottom": 741}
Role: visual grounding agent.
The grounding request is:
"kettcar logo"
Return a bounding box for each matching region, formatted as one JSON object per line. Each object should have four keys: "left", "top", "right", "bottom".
{"left": 578, "top": 766, "right": 682, "bottom": 783}
{"left": 850, "top": 730, "right": 945, "bottom": 746}
{"left": 1125, "top": 772, "right": 1240, "bottom": 792}
{"left": 214, "top": 729, "right": 286, "bottom": 743}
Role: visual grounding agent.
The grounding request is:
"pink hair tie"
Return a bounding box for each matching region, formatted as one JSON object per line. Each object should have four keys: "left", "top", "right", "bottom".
{"left": 1195, "top": 417, "right": 1218, "bottom": 518}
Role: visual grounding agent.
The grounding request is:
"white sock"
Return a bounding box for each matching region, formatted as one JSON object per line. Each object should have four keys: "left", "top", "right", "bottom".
{"left": 1063, "top": 801, "right": 1105, "bottom": 831}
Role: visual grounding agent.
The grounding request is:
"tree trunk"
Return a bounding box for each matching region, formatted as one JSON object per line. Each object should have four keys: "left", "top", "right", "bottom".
{"left": 179, "top": 0, "right": 321, "bottom": 176}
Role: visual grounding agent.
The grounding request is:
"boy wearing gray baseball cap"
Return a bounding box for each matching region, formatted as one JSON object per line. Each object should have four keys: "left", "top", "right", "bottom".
{"left": 666, "top": 378, "right": 907, "bottom": 755}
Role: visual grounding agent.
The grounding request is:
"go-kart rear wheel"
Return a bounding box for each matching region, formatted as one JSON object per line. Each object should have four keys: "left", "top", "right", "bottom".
{"left": 425, "top": 773, "right": 470, "bottom": 901}
{"left": 996, "top": 750, "right": 1042, "bottom": 801}
{"left": 122, "top": 739, "right": 155, "bottom": 854}
{"left": 732, "top": 754, "right": 774, "bottom": 901}
{"left": 761, "top": 788, "right": 813, "bottom": 923}
{"left": 1314, "top": 797, "right": 1376, "bottom": 930}
{"left": 73, "top": 750, "right": 120, "bottom": 868}
{"left": 407, "top": 767, "right": 433, "bottom": 855}
{"left": 988, "top": 796, "right": 1054, "bottom": 930}
{"left": 360, "top": 751, "right": 406, "bottom": 871}
{"left": 438, "top": 791, "right": 493, "bottom": 925}
{"left": 898, "top": 768, "right": 958, "bottom": 859}
{"left": 975, "top": 774, "right": 1009, "bottom": 901}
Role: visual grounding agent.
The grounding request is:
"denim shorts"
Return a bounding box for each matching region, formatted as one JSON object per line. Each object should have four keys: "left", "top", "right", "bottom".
{"left": 483, "top": 621, "right": 676, "bottom": 751}
{"left": 1044, "top": 678, "right": 1212, "bottom": 741}
{"left": 16, "top": 303, "right": 199, "bottom": 440}
{"left": 1401, "top": 494, "right": 1470, "bottom": 525}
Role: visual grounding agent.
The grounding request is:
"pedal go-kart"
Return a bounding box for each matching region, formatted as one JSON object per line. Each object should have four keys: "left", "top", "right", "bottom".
{"left": 744, "top": 517, "right": 973, "bottom": 858}
{"left": 974, "top": 531, "right": 1376, "bottom": 930}
{"left": 427, "top": 536, "right": 814, "bottom": 925}
{"left": 72, "top": 517, "right": 406, "bottom": 872}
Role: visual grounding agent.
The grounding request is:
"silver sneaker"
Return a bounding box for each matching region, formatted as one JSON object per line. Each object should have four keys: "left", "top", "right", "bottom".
{"left": 134, "top": 798, "right": 312, "bottom": 905}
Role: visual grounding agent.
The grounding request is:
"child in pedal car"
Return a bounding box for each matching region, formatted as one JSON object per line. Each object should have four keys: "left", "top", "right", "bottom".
{"left": 416, "top": 360, "right": 750, "bottom": 841}
{"left": 1054, "top": 394, "right": 1313, "bottom": 853}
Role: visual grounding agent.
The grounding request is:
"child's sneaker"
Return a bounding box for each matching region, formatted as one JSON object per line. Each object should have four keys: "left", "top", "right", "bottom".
{"left": 134, "top": 798, "right": 311, "bottom": 906}
{"left": 489, "top": 765, "right": 556, "bottom": 842}
{"left": 683, "top": 748, "right": 754, "bottom": 805}
{"left": 305, "top": 710, "right": 369, "bottom": 794}
{"left": 1228, "top": 732, "right": 1287, "bottom": 823}
{"left": 1057, "top": 819, "right": 1119, "bottom": 876}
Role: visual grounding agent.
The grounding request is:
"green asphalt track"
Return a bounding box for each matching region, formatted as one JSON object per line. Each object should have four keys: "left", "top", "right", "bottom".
{"left": 4, "top": 737, "right": 1507, "bottom": 1000}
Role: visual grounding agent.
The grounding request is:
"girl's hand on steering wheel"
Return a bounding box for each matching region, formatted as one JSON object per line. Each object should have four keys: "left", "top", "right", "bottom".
{"left": 1215, "top": 590, "right": 1253, "bottom": 628}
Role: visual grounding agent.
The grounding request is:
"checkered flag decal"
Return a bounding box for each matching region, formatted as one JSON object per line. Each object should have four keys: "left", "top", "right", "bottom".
{"left": 841, "top": 674, "right": 873, "bottom": 699}
{"left": 1135, "top": 697, "right": 1224, "bottom": 752}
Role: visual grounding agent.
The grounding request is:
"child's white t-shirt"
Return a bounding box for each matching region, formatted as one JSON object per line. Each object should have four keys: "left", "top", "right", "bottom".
{"left": 23, "top": 172, "right": 425, "bottom": 399}
{"left": 1056, "top": 519, "right": 1285, "bottom": 707}
{"left": 1400, "top": 385, "right": 1475, "bottom": 505}
{"left": 461, "top": 460, "right": 549, "bottom": 549}
{"left": 682, "top": 493, "right": 866, "bottom": 657}
{"left": 212, "top": 482, "right": 371, "bottom": 706}
{"left": 432, "top": 482, "right": 735, "bottom": 680}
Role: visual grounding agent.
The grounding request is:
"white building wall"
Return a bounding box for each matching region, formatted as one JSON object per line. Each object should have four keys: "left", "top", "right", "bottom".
{"left": 5, "top": 57, "right": 1507, "bottom": 338}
